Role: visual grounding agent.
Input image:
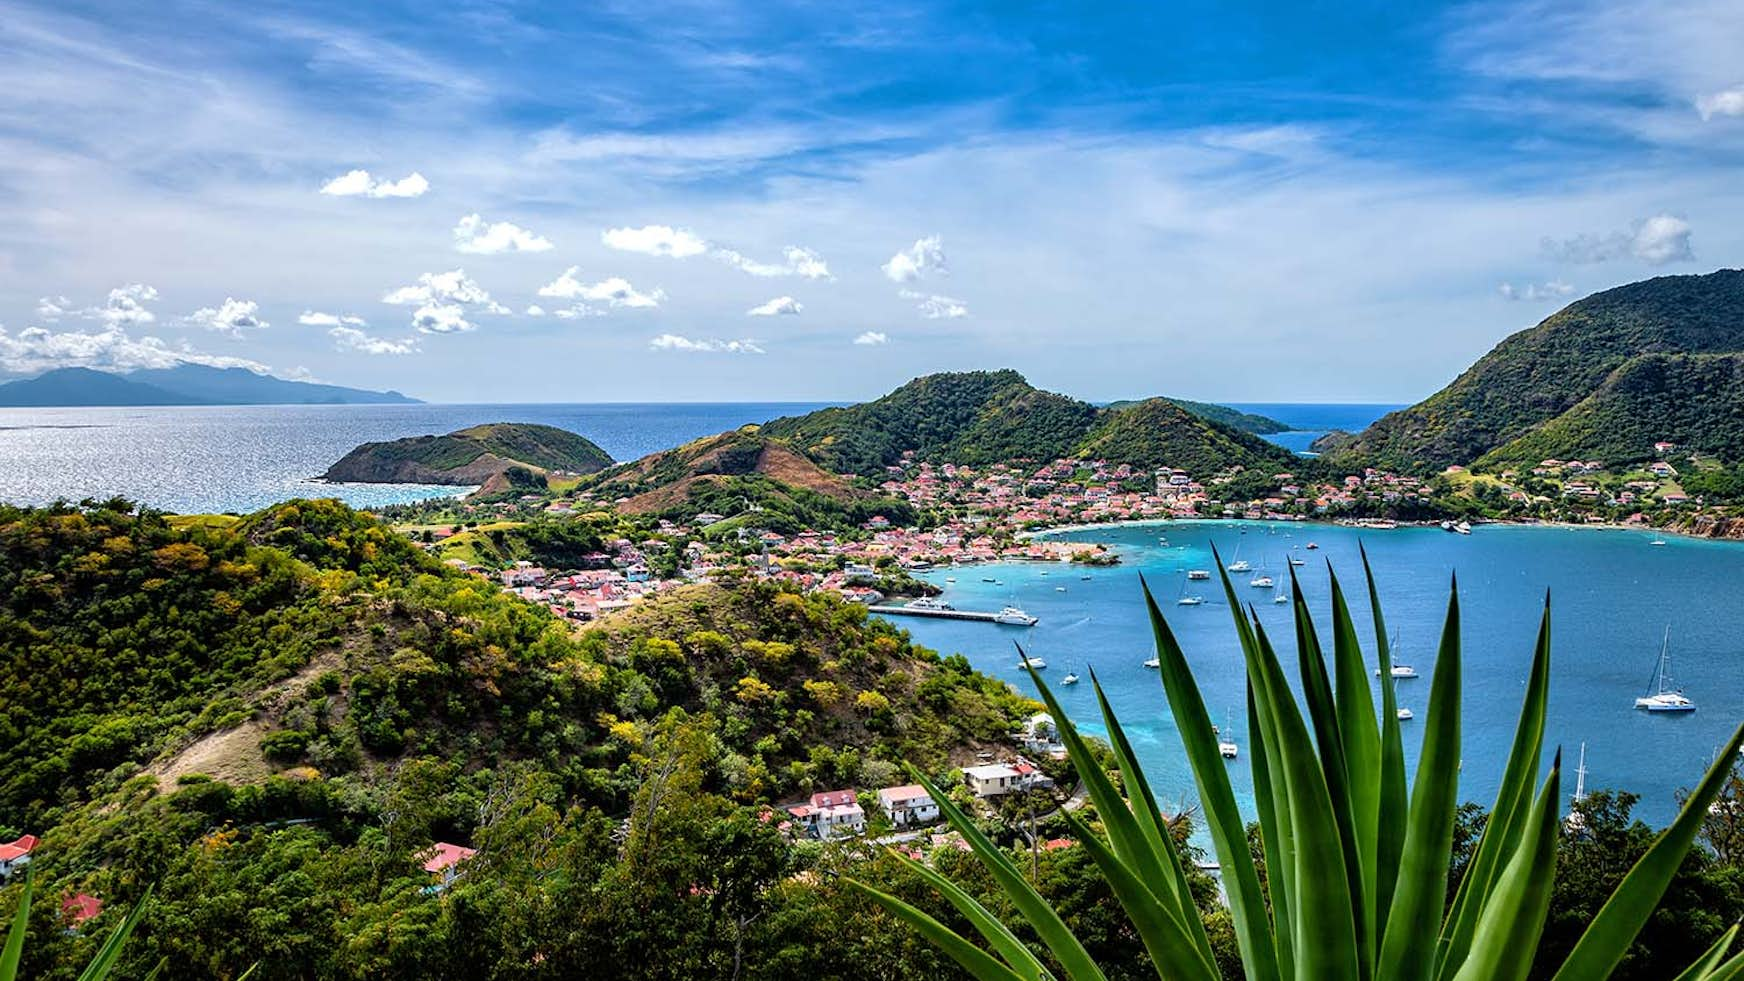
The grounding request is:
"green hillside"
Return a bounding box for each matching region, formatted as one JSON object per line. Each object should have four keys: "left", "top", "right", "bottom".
{"left": 1324, "top": 269, "right": 1744, "bottom": 471}
{"left": 323, "top": 422, "right": 613, "bottom": 485}
{"left": 762, "top": 369, "right": 1297, "bottom": 475}
{"left": 1107, "top": 396, "right": 1290, "bottom": 434}
{"left": 1479, "top": 352, "right": 1744, "bottom": 467}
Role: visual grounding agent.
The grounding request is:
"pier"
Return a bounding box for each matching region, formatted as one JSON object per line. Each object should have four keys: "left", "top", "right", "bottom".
{"left": 868, "top": 605, "right": 1030, "bottom": 624}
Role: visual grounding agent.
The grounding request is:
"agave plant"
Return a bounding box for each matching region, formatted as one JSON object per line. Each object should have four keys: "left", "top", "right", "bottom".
{"left": 848, "top": 552, "right": 1744, "bottom": 980}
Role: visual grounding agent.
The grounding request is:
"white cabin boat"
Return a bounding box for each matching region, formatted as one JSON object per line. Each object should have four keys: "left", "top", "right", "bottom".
{"left": 994, "top": 606, "right": 1039, "bottom": 626}
{"left": 1143, "top": 656, "right": 1160, "bottom": 669}
{"left": 1061, "top": 672, "right": 1080, "bottom": 685}
{"left": 1187, "top": 569, "right": 1211, "bottom": 580}
{"left": 1397, "top": 707, "right": 1414, "bottom": 721}
{"left": 907, "top": 597, "right": 954, "bottom": 611}
{"left": 1016, "top": 655, "right": 1047, "bottom": 670}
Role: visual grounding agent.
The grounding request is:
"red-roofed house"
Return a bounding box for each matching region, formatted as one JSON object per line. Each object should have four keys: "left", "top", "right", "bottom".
{"left": 876, "top": 785, "right": 939, "bottom": 828}
{"left": 62, "top": 893, "right": 103, "bottom": 928}
{"left": 785, "top": 789, "right": 866, "bottom": 839}
{"left": 0, "top": 834, "right": 38, "bottom": 879}
{"left": 421, "top": 842, "right": 478, "bottom": 887}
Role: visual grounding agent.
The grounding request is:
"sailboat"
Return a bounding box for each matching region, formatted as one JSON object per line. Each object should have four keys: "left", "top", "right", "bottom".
{"left": 1566, "top": 742, "right": 1589, "bottom": 831}
{"left": 1634, "top": 626, "right": 1695, "bottom": 711}
{"left": 1649, "top": 536, "right": 1667, "bottom": 546}
{"left": 1272, "top": 580, "right": 1289, "bottom": 604}
{"left": 1061, "top": 666, "right": 1080, "bottom": 685}
{"left": 1218, "top": 710, "right": 1239, "bottom": 759}
{"left": 1142, "top": 655, "right": 1160, "bottom": 669}
{"left": 1225, "top": 539, "right": 1251, "bottom": 573}
{"left": 1248, "top": 555, "right": 1273, "bottom": 589}
{"left": 1176, "top": 576, "right": 1204, "bottom": 606}
{"left": 1374, "top": 631, "right": 1418, "bottom": 678}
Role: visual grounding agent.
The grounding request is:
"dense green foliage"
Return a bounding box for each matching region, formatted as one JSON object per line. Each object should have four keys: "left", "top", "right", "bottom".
{"left": 1106, "top": 398, "right": 1289, "bottom": 435}
{"left": 323, "top": 423, "right": 613, "bottom": 483}
{"left": 762, "top": 370, "right": 1297, "bottom": 476}
{"left": 1479, "top": 352, "right": 1744, "bottom": 468}
{"left": 1325, "top": 269, "right": 1744, "bottom": 471}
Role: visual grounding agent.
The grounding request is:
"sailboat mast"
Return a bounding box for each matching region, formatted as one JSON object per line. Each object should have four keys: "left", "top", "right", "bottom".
{"left": 1572, "top": 742, "right": 1587, "bottom": 804}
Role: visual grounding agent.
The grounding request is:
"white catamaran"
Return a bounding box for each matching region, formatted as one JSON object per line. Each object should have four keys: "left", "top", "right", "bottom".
{"left": 1635, "top": 626, "right": 1695, "bottom": 712}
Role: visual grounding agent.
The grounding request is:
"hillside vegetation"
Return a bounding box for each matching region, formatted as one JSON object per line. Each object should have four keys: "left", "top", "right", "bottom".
{"left": 762, "top": 370, "right": 1298, "bottom": 475}
{"left": 322, "top": 422, "right": 613, "bottom": 485}
{"left": 1107, "top": 397, "right": 1289, "bottom": 435}
{"left": 1324, "top": 269, "right": 1744, "bottom": 470}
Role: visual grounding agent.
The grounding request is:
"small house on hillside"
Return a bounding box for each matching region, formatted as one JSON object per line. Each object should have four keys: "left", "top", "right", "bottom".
{"left": 0, "top": 834, "right": 38, "bottom": 879}
{"left": 876, "top": 785, "right": 939, "bottom": 828}
{"left": 785, "top": 789, "right": 866, "bottom": 839}
{"left": 62, "top": 893, "right": 102, "bottom": 930}
{"left": 421, "top": 842, "right": 478, "bottom": 890}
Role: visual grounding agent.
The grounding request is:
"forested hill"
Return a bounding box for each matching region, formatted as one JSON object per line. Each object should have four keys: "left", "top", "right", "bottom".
{"left": 761, "top": 369, "right": 1298, "bottom": 475}
{"left": 1321, "top": 269, "right": 1744, "bottom": 471}
{"left": 323, "top": 422, "right": 613, "bottom": 485}
{"left": 1106, "top": 396, "right": 1289, "bottom": 435}
{"left": 0, "top": 498, "right": 1041, "bottom": 976}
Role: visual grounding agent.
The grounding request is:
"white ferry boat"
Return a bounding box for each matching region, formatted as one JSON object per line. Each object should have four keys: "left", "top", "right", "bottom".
{"left": 907, "top": 597, "right": 954, "bottom": 611}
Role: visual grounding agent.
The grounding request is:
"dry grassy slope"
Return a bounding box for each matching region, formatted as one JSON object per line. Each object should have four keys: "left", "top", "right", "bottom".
{"left": 602, "top": 433, "right": 861, "bottom": 514}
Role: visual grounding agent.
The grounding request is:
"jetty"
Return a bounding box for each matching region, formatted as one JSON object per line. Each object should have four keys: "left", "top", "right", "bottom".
{"left": 869, "top": 605, "right": 1030, "bottom": 624}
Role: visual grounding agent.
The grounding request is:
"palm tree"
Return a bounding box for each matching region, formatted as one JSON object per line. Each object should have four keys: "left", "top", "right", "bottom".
{"left": 848, "top": 551, "right": 1744, "bottom": 980}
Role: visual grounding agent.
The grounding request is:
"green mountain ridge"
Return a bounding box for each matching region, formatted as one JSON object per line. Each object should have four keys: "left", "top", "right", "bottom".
{"left": 323, "top": 422, "right": 614, "bottom": 485}
{"left": 1106, "top": 396, "right": 1290, "bottom": 434}
{"left": 1323, "top": 268, "right": 1744, "bottom": 470}
{"left": 762, "top": 369, "right": 1298, "bottom": 475}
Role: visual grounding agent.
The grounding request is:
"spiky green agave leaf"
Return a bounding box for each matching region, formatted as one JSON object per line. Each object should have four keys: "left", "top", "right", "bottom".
{"left": 1669, "top": 923, "right": 1740, "bottom": 981}
{"left": 1448, "top": 754, "right": 1563, "bottom": 981}
{"left": 74, "top": 886, "right": 152, "bottom": 981}
{"left": 1, "top": 866, "right": 31, "bottom": 981}
{"left": 840, "top": 879, "right": 1031, "bottom": 981}
{"left": 1551, "top": 722, "right": 1744, "bottom": 981}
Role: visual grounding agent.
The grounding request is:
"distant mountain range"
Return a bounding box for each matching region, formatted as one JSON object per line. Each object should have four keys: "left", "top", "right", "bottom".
{"left": 0, "top": 364, "right": 419, "bottom": 407}
{"left": 1318, "top": 269, "right": 1744, "bottom": 470}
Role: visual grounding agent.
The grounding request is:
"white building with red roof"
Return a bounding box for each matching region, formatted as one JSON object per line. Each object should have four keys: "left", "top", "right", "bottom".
{"left": 876, "top": 785, "right": 939, "bottom": 828}
{"left": 0, "top": 834, "right": 38, "bottom": 879}
{"left": 784, "top": 789, "right": 866, "bottom": 839}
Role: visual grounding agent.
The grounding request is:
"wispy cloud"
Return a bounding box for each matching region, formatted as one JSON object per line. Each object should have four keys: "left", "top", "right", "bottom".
{"left": 320, "top": 169, "right": 429, "bottom": 198}
{"left": 1497, "top": 279, "right": 1575, "bottom": 301}
{"left": 0, "top": 324, "right": 267, "bottom": 374}
{"left": 1541, "top": 214, "right": 1693, "bottom": 265}
{"left": 329, "top": 325, "right": 417, "bottom": 355}
{"left": 899, "top": 289, "right": 968, "bottom": 319}
{"left": 747, "top": 296, "right": 802, "bottom": 316}
{"left": 298, "top": 311, "right": 367, "bottom": 327}
{"left": 1696, "top": 87, "right": 1744, "bottom": 120}
{"left": 453, "top": 213, "right": 553, "bottom": 254}
{"left": 603, "top": 225, "right": 831, "bottom": 278}
{"left": 648, "top": 334, "right": 764, "bottom": 353}
{"left": 853, "top": 331, "right": 888, "bottom": 345}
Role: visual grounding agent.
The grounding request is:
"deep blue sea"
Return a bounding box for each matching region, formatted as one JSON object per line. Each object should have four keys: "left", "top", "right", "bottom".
{"left": 0, "top": 402, "right": 835, "bottom": 513}
{"left": 885, "top": 521, "right": 1744, "bottom": 828}
{"left": 1229, "top": 402, "right": 1406, "bottom": 453}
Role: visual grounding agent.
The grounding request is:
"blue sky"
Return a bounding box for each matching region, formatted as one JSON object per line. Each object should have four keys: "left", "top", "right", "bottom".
{"left": 0, "top": 0, "right": 1740, "bottom": 403}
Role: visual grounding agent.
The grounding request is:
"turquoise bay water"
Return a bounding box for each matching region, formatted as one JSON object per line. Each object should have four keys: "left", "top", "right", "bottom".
{"left": 885, "top": 521, "right": 1744, "bottom": 827}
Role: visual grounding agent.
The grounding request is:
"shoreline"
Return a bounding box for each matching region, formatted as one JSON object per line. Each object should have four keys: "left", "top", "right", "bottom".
{"left": 1020, "top": 514, "right": 1735, "bottom": 546}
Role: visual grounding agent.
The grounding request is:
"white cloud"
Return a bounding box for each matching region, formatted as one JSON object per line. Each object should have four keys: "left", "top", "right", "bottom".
{"left": 382, "top": 270, "right": 507, "bottom": 333}
{"left": 1696, "top": 87, "right": 1744, "bottom": 119}
{"left": 853, "top": 331, "right": 888, "bottom": 346}
{"left": 1498, "top": 280, "right": 1576, "bottom": 301}
{"left": 1541, "top": 213, "right": 1693, "bottom": 265}
{"left": 536, "top": 267, "right": 664, "bottom": 308}
{"left": 410, "top": 303, "right": 473, "bottom": 334}
{"left": 648, "top": 334, "right": 764, "bottom": 354}
{"left": 602, "top": 225, "right": 830, "bottom": 279}
{"left": 329, "top": 325, "right": 418, "bottom": 355}
{"left": 298, "top": 310, "right": 367, "bottom": 327}
{"left": 0, "top": 325, "right": 267, "bottom": 375}
{"left": 882, "top": 235, "right": 947, "bottom": 282}
{"left": 553, "top": 305, "right": 604, "bottom": 319}
{"left": 747, "top": 296, "right": 803, "bottom": 316}
{"left": 1631, "top": 214, "right": 1695, "bottom": 264}
{"left": 899, "top": 289, "right": 969, "bottom": 319}
{"left": 452, "top": 213, "right": 553, "bottom": 254}
{"left": 185, "top": 297, "right": 268, "bottom": 335}
{"left": 319, "top": 169, "right": 430, "bottom": 198}
{"left": 715, "top": 245, "right": 833, "bottom": 279}
{"left": 36, "top": 296, "right": 70, "bottom": 321}
{"left": 602, "top": 224, "right": 709, "bottom": 257}
{"left": 92, "top": 284, "right": 158, "bottom": 327}
{"left": 524, "top": 304, "right": 545, "bottom": 317}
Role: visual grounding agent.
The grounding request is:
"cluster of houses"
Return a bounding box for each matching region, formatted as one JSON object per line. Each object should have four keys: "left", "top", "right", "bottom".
{"left": 775, "top": 755, "right": 1055, "bottom": 841}
{"left": 1, "top": 834, "right": 105, "bottom": 929}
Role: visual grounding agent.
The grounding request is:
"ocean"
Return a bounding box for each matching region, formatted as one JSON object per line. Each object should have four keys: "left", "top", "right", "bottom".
{"left": 0, "top": 402, "right": 836, "bottom": 514}
{"left": 884, "top": 520, "right": 1744, "bottom": 828}
{"left": 0, "top": 400, "right": 1388, "bottom": 514}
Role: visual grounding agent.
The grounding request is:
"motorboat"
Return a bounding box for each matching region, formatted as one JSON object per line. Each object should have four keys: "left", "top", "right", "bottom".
{"left": 1016, "top": 655, "right": 1047, "bottom": 670}
{"left": 1061, "top": 672, "right": 1080, "bottom": 685}
{"left": 907, "top": 597, "right": 954, "bottom": 611}
{"left": 1186, "top": 569, "right": 1211, "bottom": 580}
{"left": 994, "top": 606, "right": 1039, "bottom": 626}
{"left": 1143, "top": 656, "right": 1160, "bottom": 669}
{"left": 1397, "top": 707, "right": 1414, "bottom": 721}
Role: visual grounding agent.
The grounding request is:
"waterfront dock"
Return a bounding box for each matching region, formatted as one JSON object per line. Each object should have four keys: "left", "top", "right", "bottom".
{"left": 869, "top": 605, "right": 1027, "bottom": 623}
